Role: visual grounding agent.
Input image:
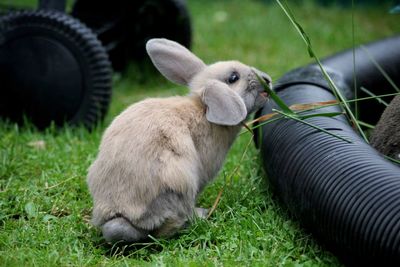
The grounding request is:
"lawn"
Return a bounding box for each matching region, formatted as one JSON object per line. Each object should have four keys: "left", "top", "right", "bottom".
{"left": 1, "top": 0, "right": 399, "bottom": 266}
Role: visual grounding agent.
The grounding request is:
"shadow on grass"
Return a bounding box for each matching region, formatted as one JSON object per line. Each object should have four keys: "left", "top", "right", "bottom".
{"left": 91, "top": 217, "right": 220, "bottom": 260}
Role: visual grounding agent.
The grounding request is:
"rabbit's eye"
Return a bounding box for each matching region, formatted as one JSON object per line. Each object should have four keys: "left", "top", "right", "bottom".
{"left": 227, "top": 72, "right": 240, "bottom": 84}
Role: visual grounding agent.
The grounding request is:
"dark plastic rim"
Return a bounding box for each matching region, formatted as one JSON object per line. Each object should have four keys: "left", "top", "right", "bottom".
{"left": 0, "top": 10, "right": 112, "bottom": 129}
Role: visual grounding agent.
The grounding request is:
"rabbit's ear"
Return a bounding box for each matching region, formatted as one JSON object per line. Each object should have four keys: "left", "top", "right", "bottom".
{"left": 202, "top": 81, "right": 247, "bottom": 126}
{"left": 146, "top": 38, "right": 206, "bottom": 85}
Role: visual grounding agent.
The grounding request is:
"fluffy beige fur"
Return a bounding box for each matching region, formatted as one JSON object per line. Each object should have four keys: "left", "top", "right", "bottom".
{"left": 87, "top": 38, "right": 271, "bottom": 243}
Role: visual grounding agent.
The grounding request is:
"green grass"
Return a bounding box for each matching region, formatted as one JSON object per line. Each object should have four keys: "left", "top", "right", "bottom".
{"left": 1, "top": 0, "right": 399, "bottom": 266}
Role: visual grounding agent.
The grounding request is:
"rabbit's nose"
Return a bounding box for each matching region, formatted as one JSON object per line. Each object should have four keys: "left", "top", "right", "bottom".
{"left": 251, "top": 68, "right": 272, "bottom": 85}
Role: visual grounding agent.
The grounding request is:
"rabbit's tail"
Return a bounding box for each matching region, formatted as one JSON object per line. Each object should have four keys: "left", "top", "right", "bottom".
{"left": 101, "top": 216, "right": 148, "bottom": 243}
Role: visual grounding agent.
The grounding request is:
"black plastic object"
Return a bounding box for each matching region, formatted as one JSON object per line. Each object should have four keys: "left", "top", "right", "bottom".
{"left": 0, "top": 10, "right": 112, "bottom": 129}
{"left": 72, "top": 0, "right": 192, "bottom": 72}
{"left": 258, "top": 35, "right": 400, "bottom": 265}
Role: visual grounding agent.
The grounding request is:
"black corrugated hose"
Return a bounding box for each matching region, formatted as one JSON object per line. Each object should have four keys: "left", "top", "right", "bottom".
{"left": 258, "top": 35, "right": 400, "bottom": 265}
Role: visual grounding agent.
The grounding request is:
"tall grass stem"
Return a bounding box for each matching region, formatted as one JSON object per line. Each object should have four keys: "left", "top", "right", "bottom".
{"left": 275, "top": 0, "right": 368, "bottom": 142}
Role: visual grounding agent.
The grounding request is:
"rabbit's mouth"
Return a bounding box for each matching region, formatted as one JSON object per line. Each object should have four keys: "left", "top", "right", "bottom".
{"left": 260, "top": 92, "right": 269, "bottom": 99}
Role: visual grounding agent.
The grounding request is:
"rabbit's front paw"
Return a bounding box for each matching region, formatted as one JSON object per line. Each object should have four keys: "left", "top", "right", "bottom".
{"left": 195, "top": 207, "right": 209, "bottom": 219}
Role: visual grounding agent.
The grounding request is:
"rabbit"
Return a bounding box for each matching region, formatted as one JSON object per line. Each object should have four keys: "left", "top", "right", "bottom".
{"left": 87, "top": 38, "right": 272, "bottom": 244}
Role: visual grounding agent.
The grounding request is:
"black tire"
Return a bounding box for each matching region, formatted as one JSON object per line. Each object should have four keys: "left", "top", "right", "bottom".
{"left": 0, "top": 10, "right": 112, "bottom": 129}
{"left": 71, "top": 0, "right": 192, "bottom": 72}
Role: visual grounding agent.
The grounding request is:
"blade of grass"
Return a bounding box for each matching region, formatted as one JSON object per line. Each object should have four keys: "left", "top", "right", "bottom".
{"left": 295, "top": 92, "right": 400, "bottom": 115}
{"left": 361, "top": 45, "right": 400, "bottom": 93}
{"left": 247, "top": 100, "right": 338, "bottom": 126}
{"left": 244, "top": 92, "right": 400, "bottom": 136}
{"left": 299, "top": 112, "right": 345, "bottom": 120}
{"left": 275, "top": 0, "right": 368, "bottom": 142}
{"left": 240, "top": 116, "right": 284, "bottom": 135}
{"left": 352, "top": 0, "right": 359, "bottom": 120}
{"left": 241, "top": 121, "right": 254, "bottom": 134}
{"left": 242, "top": 100, "right": 348, "bottom": 134}
{"left": 207, "top": 135, "right": 254, "bottom": 218}
{"left": 206, "top": 188, "right": 224, "bottom": 220}
{"left": 357, "top": 120, "right": 375, "bottom": 129}
{"left": 289, "top": 100, "right": 338, "bottom": 112}
{"left": 249, "top": 110, "right": 343, "bottom": 125}
{"left": 275, "top": 1, "right": 314, "bottom": 55}
{"left": 385, "top": 155, "right": 400, "bottom": 165}
{"left": 348, "top": 92, "right": 400, "bottom": 102}
{"left": 254, "top": 72, "right": 296, "bottom": 116}
{"left": 360, "top": 86, "right": 389, "bottom": 106}
{"left": 273, "top": 109, "right": 352, "bottom": 143}
{"left": 247, "top": 112, "right": 279, "bottom": 125}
